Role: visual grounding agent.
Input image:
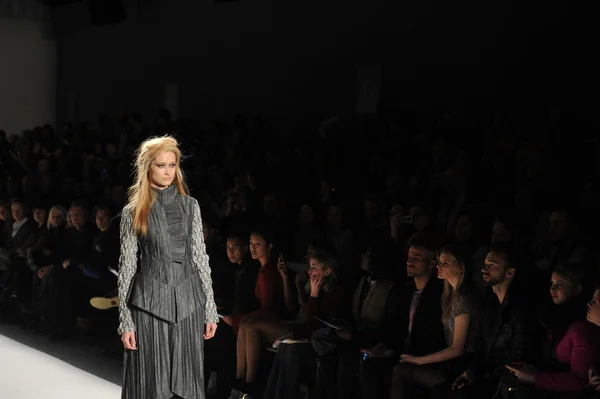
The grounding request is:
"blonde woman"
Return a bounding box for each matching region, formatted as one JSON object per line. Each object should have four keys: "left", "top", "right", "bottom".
{"left": 118, "top": 136, "right": 218, "bottom": 399}
{"left": 390, "top": 244, "right": 478, "bottom": 399}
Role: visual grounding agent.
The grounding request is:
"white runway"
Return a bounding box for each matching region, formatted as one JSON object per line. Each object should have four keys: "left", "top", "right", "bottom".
{"left": 0, "top": 334, "right": 121, "bottom": 399}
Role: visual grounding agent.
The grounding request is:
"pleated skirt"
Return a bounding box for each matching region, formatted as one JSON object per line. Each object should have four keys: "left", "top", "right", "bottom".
{"left": 122, "top": 306, "right": 206, "bottom": 399}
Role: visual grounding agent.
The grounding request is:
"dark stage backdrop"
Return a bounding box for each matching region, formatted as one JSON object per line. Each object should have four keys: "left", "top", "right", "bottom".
{"left": 50, "top": 0, "right": 592, "bottom": 127}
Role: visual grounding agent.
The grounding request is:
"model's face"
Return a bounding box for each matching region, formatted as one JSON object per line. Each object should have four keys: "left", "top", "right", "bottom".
{"left": 149, "top": 151, "right": 177, "bottom": 189}
{"left": 226, "top": 238, "right": 247, "bottom": 264}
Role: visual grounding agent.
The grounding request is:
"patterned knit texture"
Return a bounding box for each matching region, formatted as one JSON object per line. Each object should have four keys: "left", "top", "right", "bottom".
{"left": 191, "top": 199, "right": 219, "bottom": 324}
{"left": 117, "top": 206, "right": 138, "bottom": 335}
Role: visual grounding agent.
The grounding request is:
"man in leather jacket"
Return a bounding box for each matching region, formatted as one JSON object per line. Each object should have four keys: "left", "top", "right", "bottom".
{"left": 452, "top": 244, "right": 536, "bottom": 396}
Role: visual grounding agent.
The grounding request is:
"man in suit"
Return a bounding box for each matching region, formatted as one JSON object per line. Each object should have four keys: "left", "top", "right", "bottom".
{"left": 0, "top": 198, "right": 36, "bottom": 305}
{"left": 359, "top": 235, "right": 446, "bottom": 399}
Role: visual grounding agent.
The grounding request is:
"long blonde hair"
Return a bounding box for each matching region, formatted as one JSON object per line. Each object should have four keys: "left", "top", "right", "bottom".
{"left": 127, "top": 136, "right": 189, "bottom": 237}
{"left": 438, "top": 245, "right": 468, "bottom": 323}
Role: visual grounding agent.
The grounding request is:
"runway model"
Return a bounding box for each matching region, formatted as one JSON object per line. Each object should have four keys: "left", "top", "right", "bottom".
{"left": 117, "top": 136, "right": 218, "bottom": 399}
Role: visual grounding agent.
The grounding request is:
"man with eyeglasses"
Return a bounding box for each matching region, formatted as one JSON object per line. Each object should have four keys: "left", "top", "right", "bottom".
{"left": 359, "top": 235, "right": 445, "bottom": 399}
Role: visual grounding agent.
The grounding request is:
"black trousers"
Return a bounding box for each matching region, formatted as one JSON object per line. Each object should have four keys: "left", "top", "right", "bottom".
{"left": 359, "top": 357, "right": 397, "bottom": 399}
{"left": 0, "top": 257, "right": 33, "bottom": 304}
{"left": 204, "top": 319, "right": 237, "bottom": 399}
{"left": 317, "top": 346, "right": 362, "bottom": 399}
{"left": 264, "top": 342, "right": 318, "bottom": 399}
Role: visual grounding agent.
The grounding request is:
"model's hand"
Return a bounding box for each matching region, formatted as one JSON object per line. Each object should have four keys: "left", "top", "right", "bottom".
{"left": 204, "top": 323, "right": 217, "bottom": 339}
{"left": 121, "top": 331, "right": 137, "bottom": 350}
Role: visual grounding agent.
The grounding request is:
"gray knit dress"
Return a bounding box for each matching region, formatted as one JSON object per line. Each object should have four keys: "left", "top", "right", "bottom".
{"left": 117, "top": 185, "right": 219, "bottom": 399}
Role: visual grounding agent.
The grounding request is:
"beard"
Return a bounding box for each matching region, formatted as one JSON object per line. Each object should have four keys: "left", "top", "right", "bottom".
{"left": 483, "top": 274, "right": 505, "bottom": 287}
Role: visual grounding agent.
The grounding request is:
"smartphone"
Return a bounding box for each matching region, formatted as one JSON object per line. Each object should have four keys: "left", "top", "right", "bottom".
{"left": 402, "top": 215, "right": 413, "bottom": 224}
{"left": 362, "top": 353, "right": 369, "bottom": 361}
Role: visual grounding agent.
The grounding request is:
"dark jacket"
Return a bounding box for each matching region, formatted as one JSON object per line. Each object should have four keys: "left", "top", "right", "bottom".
{"left": 5, "top": 218, "right": 36, "bottom": 253}
{"left": 88, "top": 224, "right": 120, "bottom": 280}
{"left": 349, "top": 273, "right": 405, "bottom": 350}
{"left": 404, "top": 278, "right": 446, "bottom": 357}
{"left": 473, "top": 285, "right": 535, "bottom": 373}
{"left": 64, "top": 224, "right": 95, "bottom": 268}
{"left": 117, "top": 185, "right": 218, "bottom": 334}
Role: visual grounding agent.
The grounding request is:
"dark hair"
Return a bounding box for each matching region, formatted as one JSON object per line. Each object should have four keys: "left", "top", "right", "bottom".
{"left": 69, "top": 200, "right": 89, "bottom": 214}
{"left": 309, "top": 251, "right": 338, "bottom": 271}
{"left": 10, "top": 197, "right": 26, "bottom": 208}
{"left": 93, "top": 204, "right": 113, "bottom": 217}
{"left": 487, "top": 244, "right": 519, "bottom": 271}
{"left": 250, "top": 228, "right": 275, "bottom": 245}
{"left": 549, "top": 205, "right": 577, "bottom": 223}
{"left": 407, "top": 234, "right": 440, "bottom": 256}
{"left": 201, "top": 211, "right": 220, "bottom": 230}
{"left": 364, "top": 191, "right": 386, "bottom": 207}
{"left": 226, "top": 231, "right": 248, "bottom": 245}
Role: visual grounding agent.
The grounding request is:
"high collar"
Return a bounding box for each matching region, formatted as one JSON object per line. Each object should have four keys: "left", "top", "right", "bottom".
{"left": 153, "top": 184, "right": 178, "bottom": 205}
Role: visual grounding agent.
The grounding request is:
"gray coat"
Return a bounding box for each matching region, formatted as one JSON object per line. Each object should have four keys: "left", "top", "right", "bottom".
{"left": 117, "top": 186, "right": 218, "bottom": 335}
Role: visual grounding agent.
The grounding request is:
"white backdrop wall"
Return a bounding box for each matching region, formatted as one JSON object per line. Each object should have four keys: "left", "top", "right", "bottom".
{"left": 0, "top": 17, "right": 56, "bottom": 135}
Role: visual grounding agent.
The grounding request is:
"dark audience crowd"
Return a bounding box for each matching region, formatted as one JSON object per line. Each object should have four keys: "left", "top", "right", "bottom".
{"left": 1, "top": 108, "right": 600, "bottom": 399}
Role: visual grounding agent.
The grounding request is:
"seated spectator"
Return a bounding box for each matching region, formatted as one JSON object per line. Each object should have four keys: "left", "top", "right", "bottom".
{"left": 0, "top": 200, "right": 13, "bottom": 247}
{"left": 452, "top": 244, "right": 536, "bottom": 397}
{"left": 359, "top": 235, "right": 445, "bottom": 399}
{"left": 204, "top": 231, "right": 259, "bottom": 399}
{"left": 502, "top": 285, "right": 600, "bottom": 398}
{"left": 587, "top": 287, "right": 600, "bottom": 394}
{"left": 390, "top": 244, "right": 479, "bottom": 399}
{"left": 262, "top": 251, "right": 345, "bottom": 399}
{"left": 313, "top": 240, "right": 404, "bottom": 399}
{"left": 24, "top": 203, "right": 50, "bottom": 272}
{"left": 537, "top": 266, "right": 588, "bottom": 368}
{"left": 324, "top": 203, "right": 358, "bottom": 281}
{"left": 21, "top": 205, "right": 69, "bottom": 326}
{"left": 0, "top": 198, "right": 36, "bottom": 307}
{"left": 45, "top": 201, "right": 94, "bottom": 339}
{"left": 236, "top": 230, "right": 296, "bottom": 391}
